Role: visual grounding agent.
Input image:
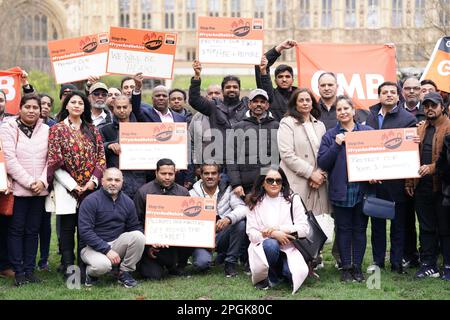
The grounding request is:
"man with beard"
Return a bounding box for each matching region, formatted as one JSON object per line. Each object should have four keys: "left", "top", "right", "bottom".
{"left": 254, "top": 39, "right": 298, "bottom": 122}
{"left": 366, "top": 81, "right": 417, "bottom": 275}
{"left": 402, "top": 76, "right": 426, "bottom": 122}
{"left": 88, "top": 82, "right": 112, "bottom": 127}
{"left": 134, "top": 159, "right": 192, "bottom": 280}
{"left": 189, "top": 60, "right": 249, "bottom": 163}
{"left": 78, "top": 168, "right": 146, "bottom": 288}
{"left": 405, "top": 92, "right": 450, "bottom": 280}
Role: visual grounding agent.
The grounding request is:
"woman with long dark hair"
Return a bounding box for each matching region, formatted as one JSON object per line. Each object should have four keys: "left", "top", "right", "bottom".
{"left": 318, "top": 95, "right": 372, "bottom": 282}
{"left": 47, "top": 91, "right": 105, "bottom": 279}
{"left": 278, "top": 88, "right": 330, "bottom": 217}
{"left": 246, "top": 166, "right": 310, "bottom": 293}
{"left": 0, "top": 93, "right": 49, "bottom": 286}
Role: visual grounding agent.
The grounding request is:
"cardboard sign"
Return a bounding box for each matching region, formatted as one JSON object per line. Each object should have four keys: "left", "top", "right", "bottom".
{"left": 296, "top": 43, "right": 397, "bottom": 109}
{"left": 420, "top": 37, "right": 450, "bottom": 93}
{"left": 0, "top": 140, "right": 8, "bottom": 191}
{"left": 345, "top": 128, "right": 420, "bottom": 182}
{"left": 48, "top": 33, "right": 109, "bottom": 84}
{"left": 198, "top": 16, "right": 264, "bottom": 65}
{"left": 0, "top": 67, "right": 22, "bottom": 115}
{"left": 119, "top": 122, "right": 188, "bottom": 170}
{"left": 145, "top": 195, "right": 217, "bottom": 248}
{"left": 107, "top": 27, "right": 177, "bottom": 79}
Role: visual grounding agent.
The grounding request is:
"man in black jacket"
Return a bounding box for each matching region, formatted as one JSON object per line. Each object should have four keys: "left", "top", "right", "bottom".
{"left": 99, "top": 95, "right": 147, "bottom": 200}
{"left": 254, "top": 39, "right": 298, "bottom": 122}
{"left": 189, "top": 60, "right": 249, "bottom": 163}
{"left": 134, "top": 158, "right": 192, "bottom": 280}
{"left": 365, "top": 81, "right": 417, "bottom": 274}
{"left": 227, "top": 89, "right": 279, "bottom": 197}
{"left": 78, "top": 168, "right": 146, "bottom": 288}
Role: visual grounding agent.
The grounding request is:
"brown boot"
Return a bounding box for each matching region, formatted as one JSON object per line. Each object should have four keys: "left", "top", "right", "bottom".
{"left": 0, "top": 268, "right": 15, "bottom": 278}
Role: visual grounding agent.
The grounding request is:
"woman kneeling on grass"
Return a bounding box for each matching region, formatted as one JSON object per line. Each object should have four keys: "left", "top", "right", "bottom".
{"left": 246, "top": 166, "right": 310, "bottom": 293}
{"left": 317, "top": 95, "right": 373, "bottom": 282}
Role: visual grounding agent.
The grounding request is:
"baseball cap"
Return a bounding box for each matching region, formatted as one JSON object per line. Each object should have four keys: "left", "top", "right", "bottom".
{"left": 89, "top": 82, "right": 108, "bottom": 94}
{"left": 248, "top": 88, "right": 269, "bottom": 101}
{"left": 422, "top": 92, "right": 443, "bottom": 105}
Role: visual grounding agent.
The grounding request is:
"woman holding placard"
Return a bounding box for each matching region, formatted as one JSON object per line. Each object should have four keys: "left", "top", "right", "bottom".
{"left": 317, "top": 95, "right": 373, "bottom": 282}
{"left": 47, "top": 91, "right": 105, "bottom": 279}
{"left": 0, "top": 93, "right": 49, "bottom": 286}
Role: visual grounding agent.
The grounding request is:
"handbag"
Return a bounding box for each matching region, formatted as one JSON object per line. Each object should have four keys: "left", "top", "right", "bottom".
{"left": 362, "top": 195, "right": 395, "bottom": 219}
{"left": 307, "top": 189, "right": 334, "bottom": 245}
{"left": 289, "top": 194, "right": 327, "bottom": 264}
{"left": 362, "top": 184, "right": 395, "bottom": 219}
{"left": 0, "top": 193, "right": 14, "bottom": 216}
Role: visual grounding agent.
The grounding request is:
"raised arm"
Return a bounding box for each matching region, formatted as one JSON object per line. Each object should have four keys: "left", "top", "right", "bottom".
{"left": 188, "top": 60, "right": 215, "bottom": 116}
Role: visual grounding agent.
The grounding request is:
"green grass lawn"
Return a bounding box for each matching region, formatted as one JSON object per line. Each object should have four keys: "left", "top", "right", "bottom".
{"left": 0, "top": 218, "right": 449, "bottom": 300}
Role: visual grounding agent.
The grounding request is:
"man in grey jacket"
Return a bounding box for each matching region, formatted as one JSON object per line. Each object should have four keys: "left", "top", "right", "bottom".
{"left": 187, "top": 163, "right": 248, "bottom": 277}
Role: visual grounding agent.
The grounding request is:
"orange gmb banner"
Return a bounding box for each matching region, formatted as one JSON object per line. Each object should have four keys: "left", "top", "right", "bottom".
{"left": 420, "top": 37, "right": 450, "bottom": 93}
{"left": 48, "top": 33, "right": 109, "bottom": 84}
{"left": 345, "top": 128, "right": 420, "bottom": 182}
{"left": 296, "top": 43, "right": 397, "bottom": 109}
{"left": 0, "top": 140, "right": 7, "bottom": 191}
{"left": 119, "top": 122, "right": 187, "bottom": 170}
{"left": 107, "top": 27, "right": 177, "bottom": 79}
{"left": 145, "top": 195, "right": 217, "bottom": 248}
{"left": 0, "top": 67, "right": 22, "bottom": 115}
{"left": 198, "top": 16, "right": 264, "bottom": 65}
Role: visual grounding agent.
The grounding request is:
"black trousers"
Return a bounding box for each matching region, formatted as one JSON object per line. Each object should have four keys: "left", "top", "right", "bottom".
{"left": 138, "top": 247, "right": 191, "bottom": 280}
{"left": 0, "top": 215, "right": 12, "bottom": 271}
{"left": 60, "top": 213, "right": 79, "bottom": 268}
{"left": 403, "top": 196, "right": 419, "bottom": 262}
{"left": 415, "top": 192, "right": 450, "bottom": 266}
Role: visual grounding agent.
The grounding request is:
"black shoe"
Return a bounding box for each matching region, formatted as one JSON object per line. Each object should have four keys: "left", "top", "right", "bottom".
{"left": 352, "top": 265, "right": 365, "bottom": 282}
{"left": 391, "top": 264, "right": 407, "bottom": 274}
{"left": 402, "top": 258, "right": 420, "bottom": 269}
{"left": 224, "top": 262, "right": 238, "bottom": 278}
{"left": 14, "top": 274, "right": 28, "bottom": 287}
{"left": 118, "top": 272, "right": 138, "bottom": 288}
{"left": 85, "top": 272, "right": 99, "bottom": 287}
{"left": 243, "top": 262, "right": 251, "bottom": 276}
{"left": 341, "top": 268, "right": 353, "bottom": 282}
{"left": 25, "top": 273, "right": 41, "bottom": 284}
{"left": 168, "top": 266, "right": 190, "bottom": 277}
{"left": 255, "top": 278, "right": 270, "bottom": 290}
{"left": 415, "top": 264, "right": 440, "bottom": 279}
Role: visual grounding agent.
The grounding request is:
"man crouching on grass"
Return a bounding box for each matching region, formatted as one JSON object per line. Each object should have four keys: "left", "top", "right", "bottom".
{"left": 78, "top": 168, "right": 146, "bottom": 288}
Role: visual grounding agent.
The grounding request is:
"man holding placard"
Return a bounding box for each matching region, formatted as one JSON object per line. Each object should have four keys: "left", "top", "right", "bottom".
{"left": 189, "top": 60, "right": 249, "bottom": 163}
{"left": 405, "top": 92, "right": 450, "bottom": 280}
{"left": 186, "top": 162, "right": 247, "bottom": 277}
{"left": 365, "top": 81, "right": 417, "bottom": 274}
{"left": 134, "top": 158, "right": 192, "bottom": 280}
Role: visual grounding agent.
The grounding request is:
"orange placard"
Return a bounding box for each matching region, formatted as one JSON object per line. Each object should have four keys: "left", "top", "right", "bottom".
{"left": 296, "top": 43, "right": 397, "bottom": 109}
{"left": 0, "top": 140, "right": 8, "bottom": 191}
{"left": 107, "top": 27, "right": 177, "bottom": 79}
{"left": 345, "top": 128, "right": 420, "bottom": 182}
{"left": 48, "top": 33, "right": 109, "bottom": 84}
{"left": 119, "top": 122, "right": 188, "bottom": 170}
{"left": 197, "top": 16, "right": 264, "bottom": 65}
{"left": 145, "top": 195, "right": 217, "bottom": 248}
{"left": 420, "top": 37, "right": 450, "bottom": 93}
{"left": 0, "top": 67, "right": 22, "bottom": 115}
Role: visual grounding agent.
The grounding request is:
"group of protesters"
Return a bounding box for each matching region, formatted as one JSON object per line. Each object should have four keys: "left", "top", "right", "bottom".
{"left": 0, "top": 39, "right": 449, "bottom": 294}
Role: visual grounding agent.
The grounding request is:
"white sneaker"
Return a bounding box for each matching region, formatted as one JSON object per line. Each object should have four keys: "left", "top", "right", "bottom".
{"left": 314, "top": 262, "right": 324, "bottom": 270}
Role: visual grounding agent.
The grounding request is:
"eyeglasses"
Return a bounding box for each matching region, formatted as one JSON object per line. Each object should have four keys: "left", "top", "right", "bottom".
{"left": 92, "top": 91, "right": 108, "bottom": 98}
{"left": 62, "top": 91, "right": 71, "bottom": 96}
{"left": 403, "top": 86, "right": 421, "bottom": 92}
{"left": 265, "top": 178, "right": 283, "bottom": 185}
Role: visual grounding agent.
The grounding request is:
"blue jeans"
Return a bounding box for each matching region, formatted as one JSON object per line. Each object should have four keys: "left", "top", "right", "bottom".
{"left": 191, "top": 219, "right": 247, "bottom": 270}
{"left": 262, "top": 238, "right": 292, "bottom": 284}
{"left": 8, "top": 196, "right": 45, "bottom": 275}
{"left": 333, "top": 202, "right": 368, "bottom": 268}
{"left": 371, "top": 202, "right": 406, "bottom": 266}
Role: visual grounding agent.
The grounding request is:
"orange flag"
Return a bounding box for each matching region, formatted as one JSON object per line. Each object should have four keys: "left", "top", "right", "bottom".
{"left": 296, "top": 43, "right": 397, "bottom": 109}
{"left": 420, "top": 37, "right": 450, "bottom": 93}
{"left": 0, "top": 67, "right": 23, "bottom": 115}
